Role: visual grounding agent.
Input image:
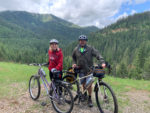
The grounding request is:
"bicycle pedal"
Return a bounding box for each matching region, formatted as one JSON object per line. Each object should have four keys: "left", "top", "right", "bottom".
{"left": 69, "top": 85, "right": 73, "bottom": 90}
{"left": 41, "top": 102, "right": 47, "bottom": 106}
{"left": 81, "top": 99, "right": 85, "bottom": 102}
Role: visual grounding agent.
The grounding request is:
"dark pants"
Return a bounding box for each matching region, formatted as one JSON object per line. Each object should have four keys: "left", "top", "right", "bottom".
{"left": 49, "top": 71, "right": 62, "bottom": 81}
{"left": 49, "top": 71, "right": 63, "bottom": 94}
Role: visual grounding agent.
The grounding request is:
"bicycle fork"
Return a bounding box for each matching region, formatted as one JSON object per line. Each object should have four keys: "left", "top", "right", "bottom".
{"left": 94, "top": 80, "right": 108, "bottom": 101}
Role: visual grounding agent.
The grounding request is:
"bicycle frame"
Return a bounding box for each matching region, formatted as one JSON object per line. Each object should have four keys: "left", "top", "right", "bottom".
{"left": 74, "top": 73, "right": 101, "bottom": 94}
{"left": 36, "top": 64, "right": 59, "bottom": 100}
{"left": 29, "top": 63, "right": 75, "bottom": 113}
{"left": 63, "top": 66, "right": 118, "bottom": 113}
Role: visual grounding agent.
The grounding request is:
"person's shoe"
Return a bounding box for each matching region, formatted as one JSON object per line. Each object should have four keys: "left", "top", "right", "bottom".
{"left": 84, "top": 92, "right": 88, "bottom": 100}
{"left": 81, "top": 93, "right": 88, "bottom": 102}
{"left": 88, "top": 98, "right": 93, "bottom": 107}
{"left": 81, "top": 96, "right": 85, "bottom": 102}
{"left": 41, "top": 102, "right": 47, "bottom": 106}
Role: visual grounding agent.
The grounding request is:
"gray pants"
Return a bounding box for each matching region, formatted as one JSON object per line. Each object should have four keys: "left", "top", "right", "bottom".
{"left": 79, "top": 73, "right": 91, "bottom": 84}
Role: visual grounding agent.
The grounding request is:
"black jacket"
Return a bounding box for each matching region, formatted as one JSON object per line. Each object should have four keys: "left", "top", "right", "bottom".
{"left": 72, "top": 45, "right": 105, "bottom": 73}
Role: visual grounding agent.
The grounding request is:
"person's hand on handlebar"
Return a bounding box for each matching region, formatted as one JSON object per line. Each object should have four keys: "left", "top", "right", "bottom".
{"left": 104, "top": 61, "right": 112, "bottom": 73}
{"left": 102, "top": 63, "right": 106, "bottom": 68}
{"left": 51, "top": 68, "right": 57, "bottom": 73}
{"left": 72, "top": 64, "right": 77, "bottom": 68}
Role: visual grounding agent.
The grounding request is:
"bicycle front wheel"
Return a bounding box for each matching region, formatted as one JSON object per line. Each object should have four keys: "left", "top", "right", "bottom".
{"left": 51, "top": 84, "right": 74, "bottom": 113}
{"left": 29, "top": 75, "right": 41, "bottom": 100}
{"left": 95, "top": 82, "right": 118, "bottom": 113}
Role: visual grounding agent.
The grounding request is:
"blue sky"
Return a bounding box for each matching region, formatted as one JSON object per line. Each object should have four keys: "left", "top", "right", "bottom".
{"left": 0, "top": 0, "right": 150, "bottom": 28}
{"left": 114, "top": 1, "right": 150, "bottom": 19}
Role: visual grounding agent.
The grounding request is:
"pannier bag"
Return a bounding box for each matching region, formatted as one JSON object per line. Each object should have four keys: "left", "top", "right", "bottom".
{"left": 66, "top": 67, "right": 76, "bottom": 83}
{"left": 93, "top": 67, "right": 105, "bottom": 78}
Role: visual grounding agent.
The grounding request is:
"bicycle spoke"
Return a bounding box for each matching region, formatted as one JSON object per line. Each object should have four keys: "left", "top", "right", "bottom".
{"left": 96, "top": 82, "right": 118, "bottom": 113}
{"left": 51, "top": 84, "right": 74, "bottom": 113}
{"left": 29, "top": 75, "right": 40, "bottom": 100}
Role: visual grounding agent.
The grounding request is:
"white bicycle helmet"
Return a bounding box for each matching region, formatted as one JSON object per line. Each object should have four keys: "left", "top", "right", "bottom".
{"left": 49, "top": 39, "right": 59, "bottom": 44}
{"left": 78, "top": 35, "right": 88, "bottom": 41}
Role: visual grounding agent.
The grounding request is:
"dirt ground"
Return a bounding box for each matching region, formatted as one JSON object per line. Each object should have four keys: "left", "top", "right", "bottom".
{"left": 0, "top": 85, "right": 150, "bottom": 113}
{"left": 122, "top": 90, "right": 150, "bottom": 113}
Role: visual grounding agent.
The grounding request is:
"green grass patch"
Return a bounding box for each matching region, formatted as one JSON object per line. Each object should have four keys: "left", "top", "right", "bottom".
{"left": 0, "top": 62, "right": 49, "bottom": 98}
{"left": 0, "top": 62, "right": 150, "bottom": 112}
{"left": 103, "top": 75, "right": 150, "bottom": 93}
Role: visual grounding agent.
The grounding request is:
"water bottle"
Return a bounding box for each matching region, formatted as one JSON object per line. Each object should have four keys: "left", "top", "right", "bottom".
{"left": 41, "top": 68, "right": 46, "bottom": 77}
{"left": 85, "top": 73, "right": 94, "bottom": 88}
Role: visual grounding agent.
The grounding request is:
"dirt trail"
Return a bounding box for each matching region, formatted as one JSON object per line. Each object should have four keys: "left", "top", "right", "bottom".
{"left": 122, "top": 90, "right": 150, "bottom": 113}
{"left": 0, "top": 91, "right": 100, "bottom": 113}
{"left": 0, "top": 87, "right": 150, "bottom": 113}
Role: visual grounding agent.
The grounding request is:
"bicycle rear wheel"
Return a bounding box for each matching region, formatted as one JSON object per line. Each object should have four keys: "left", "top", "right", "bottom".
{"left": 29, "top": 75, "right": 41, "bottom": 100}
{"left": 62, "top": 75, "right": 79, "bottom": 102}
{"left": 51, "top": 84, "right": 74, "bottom": 113}
{"left": 95, "top": 82, "right": 118, "bottom": 113}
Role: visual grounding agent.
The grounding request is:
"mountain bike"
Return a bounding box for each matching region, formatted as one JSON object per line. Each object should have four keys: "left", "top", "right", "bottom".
{"left": 62, "top": 65, "right": 118, "bottom": 113}
{"left": 28, "top": 63, "right": 74, "bottom": 113}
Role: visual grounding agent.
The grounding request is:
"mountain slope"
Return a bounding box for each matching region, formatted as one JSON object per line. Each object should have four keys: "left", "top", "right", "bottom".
{"left": 89, "top": 11, "right": 150, "bottom": 79}
{"left": 0, "top": 11, "right": 98, "bottom": 63}
{"left": 65, "top": 11, "right": 150, "bottom": 79}
{"left": 0, "top": 11, "right": 99, "bottom": 43}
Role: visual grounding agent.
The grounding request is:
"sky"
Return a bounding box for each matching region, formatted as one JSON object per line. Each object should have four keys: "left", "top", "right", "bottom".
{"left": 0, "top": 0, "right": 150, "bottom": 28}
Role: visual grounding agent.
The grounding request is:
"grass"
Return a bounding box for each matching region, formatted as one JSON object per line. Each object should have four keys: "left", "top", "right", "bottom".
{"left": 1, "top": 61, "right": 150, "bottom": 95}
{"left": 0, "top": 62, "right": 150, "bottom": 112}
{"left": 0, "top": 61, "right": 49, "bottom": 98}
{"left": 103, "top": 75, "right": 150, "bottom": 93}
{"left": 102, "top": 76, "right": 150, "bottom": 113}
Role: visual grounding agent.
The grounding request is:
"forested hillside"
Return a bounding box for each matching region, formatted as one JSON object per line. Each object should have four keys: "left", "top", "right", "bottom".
{"left": 0, "top": 11, "right": 150, "bottom": 80}
{"left": 64, "top": 11, "right": 150, "bottom": 80}
{"left": 0, "top": 11, "right": 98, "bottom": 63}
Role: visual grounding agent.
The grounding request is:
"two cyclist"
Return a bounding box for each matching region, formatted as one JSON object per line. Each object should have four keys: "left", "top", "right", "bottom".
{"left": 72, "top": 35, "right": 106, "bottom": 107}
{"left": 46, "top": 35, "right": 106, "bottom": 108}
{"left": 30, "top": 36, "right": 117, "bottom": 113}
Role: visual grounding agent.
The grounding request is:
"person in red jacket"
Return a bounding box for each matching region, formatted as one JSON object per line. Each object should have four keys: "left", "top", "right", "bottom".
{"left": 41, "top": 39, "right": 63, "bottom": 106}
{"left": 48, "top": 39, "right": 63, "bottom": 81}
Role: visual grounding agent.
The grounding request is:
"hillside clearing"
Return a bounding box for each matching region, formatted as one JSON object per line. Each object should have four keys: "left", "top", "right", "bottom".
{"left": 0, "top": 62, "right": 150, "bottom": 113}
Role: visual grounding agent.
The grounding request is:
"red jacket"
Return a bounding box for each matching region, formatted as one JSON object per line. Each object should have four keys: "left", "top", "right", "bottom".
{"left": 48, "top": 49, "right": 63, "bottom": 71}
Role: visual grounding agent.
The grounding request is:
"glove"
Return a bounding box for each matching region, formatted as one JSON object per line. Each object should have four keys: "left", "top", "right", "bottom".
{"left": 51, "top": 68, "right": 57, "bottom": 73}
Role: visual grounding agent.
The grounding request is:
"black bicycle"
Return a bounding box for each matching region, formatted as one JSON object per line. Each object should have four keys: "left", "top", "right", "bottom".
{"left": 29, "top": 63, "right": 74, "bottom": 113}
{"left": 62, "top": 65, "right": 118, "bottom": 113}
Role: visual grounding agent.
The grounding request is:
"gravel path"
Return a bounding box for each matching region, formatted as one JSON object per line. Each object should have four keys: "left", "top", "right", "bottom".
{"left": 122, "top": 89, "right": 150, "bottom": 113}
{"left": 0, "top": 85, "right": 150, "bottom": 113}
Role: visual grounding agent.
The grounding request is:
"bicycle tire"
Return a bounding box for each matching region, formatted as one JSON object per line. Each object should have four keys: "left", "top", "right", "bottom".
{"left": 29, "top": 75, "right": 41, "bottom": 100}
{"left": 62, "top": 75, "right": 79, "bottom": 101}
{"left": 51, "top": 84, "right": 74, "bottom": 113}
{"left": 95, "top": 82, "right": 118, "bottom": 113}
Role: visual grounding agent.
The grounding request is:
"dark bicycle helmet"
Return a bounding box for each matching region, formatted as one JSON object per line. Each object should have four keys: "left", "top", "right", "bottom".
{"left": 78, "top": 35, "right": 88, "bottom": 41}
{"left": 49, "top": 39, "right": 59, "bottom": 44}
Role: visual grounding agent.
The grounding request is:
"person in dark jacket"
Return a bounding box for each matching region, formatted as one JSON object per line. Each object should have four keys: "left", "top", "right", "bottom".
{"left": 48, "top": 39, "right": 63, "bottom": 81}
{"left": 72, "top": 35, "right": 106, "bottom": 107}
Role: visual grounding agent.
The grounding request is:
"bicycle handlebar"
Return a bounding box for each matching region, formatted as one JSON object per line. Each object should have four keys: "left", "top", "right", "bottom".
{"left": 72, "top": 63, "right": 112, "bottom": 74}
{"left": 29, "top": 63, "right": 48, "bottom": 66}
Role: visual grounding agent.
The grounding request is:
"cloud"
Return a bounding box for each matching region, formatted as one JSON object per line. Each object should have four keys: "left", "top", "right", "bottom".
{"left": 116, "top": 12, "right": 128, "bottom": 20}
{"left": 134, "top": 0, "right": 149, "bottom": 4}
{"left": 48, "top": 0, "right": 131, "bottom": 28}
{"left": 0, "top": 0, "right": 49, "bottom": 13}
{"left": 131, "top": 10, "right": 137, "bottom": 14}
{"left": 0, "top": 0, "right": 149, "bottom": 28}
